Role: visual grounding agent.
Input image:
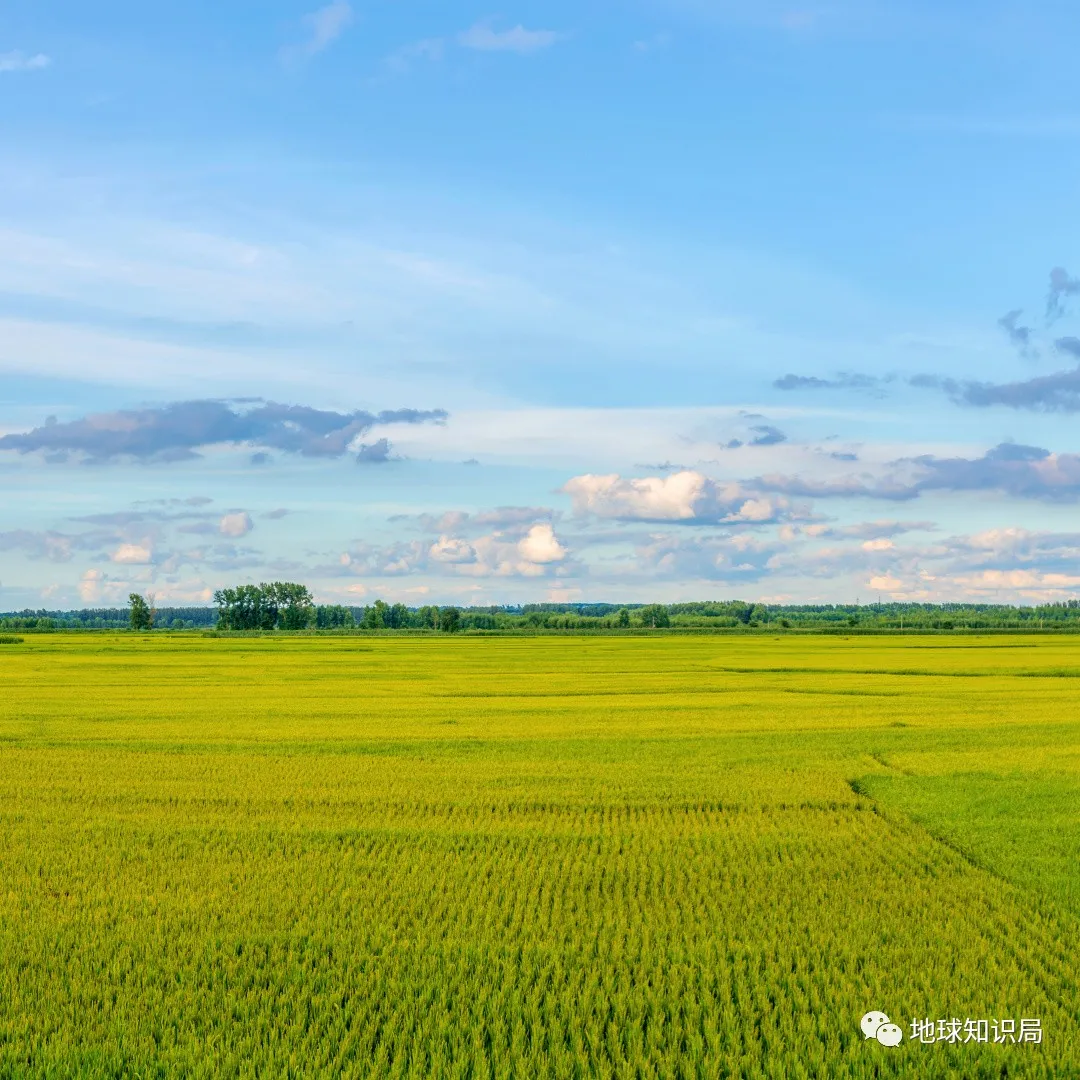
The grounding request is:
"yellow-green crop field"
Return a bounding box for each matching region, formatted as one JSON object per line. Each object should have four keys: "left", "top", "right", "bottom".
{"left": 1, "top": 633, "right": 1078, "bottom": 1078}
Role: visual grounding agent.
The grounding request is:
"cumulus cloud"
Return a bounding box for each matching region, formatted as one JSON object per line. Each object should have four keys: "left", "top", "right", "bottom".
{"left": 867, "top": 574, "right": 903, "bottom": 592}
{"left": 79, "top": 569, "right": 107, "bottom": 603}
{"left": 111, "top": 543, "right": 153, "bottom": 565}
{"left": 75, "top": 568, "right": 146, "bottom": 605}
{"left": 517, "top": 524, "right": 566, "bottom": 564}
{"left": 334, "top": 541, "right": 427, "bottom": 578}
{"left": 218, "top": 512, "right": 253, "bottom": 538}
{"left": 458, "top": 20, "right": 561, "bottom": 53}
{"left": 336, "top": 518, "right": 571, "bottom": 581}
{"left": 0, "top": 400, "right": 446, "bottom": 463}
{"left": 0, "top": 51, "right": 50, "bottom": 72}
{"left": 429, "top": 536, "right": 477, "bottom": 564}
{"left": 465, "top": 527, "right": 571, "bottom": 578}
{"left": 563, "top": 470, "right": 800, "bottom": 525}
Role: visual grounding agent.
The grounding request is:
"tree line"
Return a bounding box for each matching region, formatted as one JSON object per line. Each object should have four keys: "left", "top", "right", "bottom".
{"left": 6, "top": 595, "right": 1080, "bottom": 633}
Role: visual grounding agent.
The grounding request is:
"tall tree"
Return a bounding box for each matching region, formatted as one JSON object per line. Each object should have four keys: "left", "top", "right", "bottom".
{"left": 214, "top": 582, "right": 313, "bottom": 630}
{"left": 271, "top": 582, "right": 315, "bottom": 630}
{"left": 128, "top": 593, "right": 153, "bottom": 631}
{"left": 363, "top": 600, "right": 390, "bottom": 629}
{"left": 639, "top": 604, "right": 670, "bottom": 628}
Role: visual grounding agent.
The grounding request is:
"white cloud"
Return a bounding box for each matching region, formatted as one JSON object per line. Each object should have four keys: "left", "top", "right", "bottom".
{"left": 861, "top": 538, "right": 895, "bottom": 551}
{"left": 219, "top": 512, "right": 253, "bottom": 538}
{"left": 339, "top": 519, "right": 571, "bottom": 581}
{"left": 867, "top": 574, "right": 903, "bottom": 592}
{"left": 547, "top": 586, "right": 583, "bottom": 603}
{"left": 458, "top": 20, "right": 561, "bottom": 53}
{"left": 79, "top": 569, "right": 105, "bottom": 602}
{"left": 429, "top": 535, "right": 477, "bottom": 564}
{"left": 289, "top": 2, "right": 353, "bottom": 61}
{"left": 518, "top": 523, "right": 566, "bottom": 564}
{"left": 77, "top": 568, "right": 135, "bottom": 604}
{"left": 448, "top": 523, "right": 570, "bottom": 578}
{"left": 954, "top": 569, "right": 1080, "bottom": 593}
{"left": 565, "top": 471, "right": 714, "bottom": 521}
{"left": 730, "top": 497, "right": 779, "bottom": 522}
{"left": 964, "top": 527, "right": 1034, "bottom": 552}
{"left": 0, "top": 52, "right": 50, "bottom": 73}
{"left": 138, "top": 581, "right": 214, "bottom": 605}
{"left": 385, "top": 37, "right": 445, "bottom": 72}
{"left": 562, "top": 470, "right": 798, "bottom": 525}
{"left": 112, "top": 543, "right": 153, "bottom": 565}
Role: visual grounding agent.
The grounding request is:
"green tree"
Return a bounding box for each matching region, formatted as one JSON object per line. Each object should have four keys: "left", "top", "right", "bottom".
{"left": 363, "top": 600, "right": 390, "bottom": 629}
{"left": 128, "top": 593, "right": 153, "bottom": 631}
{"left": 440, "top": 606, "right": 461, "bottom": 633}
{"left": 214, "top": 582, "right": 313, "bottom": 630}
{"left": 616, "top": 608, "right": 631, "bottom": 628}
{"left": 639, "top": 604, "right": 670, "bottom": 628}
{"left": 270, "top": 582, "right": 315, "bottom": 630}
{"left": 316, "top": 605, "right": 355, "bottom": 629}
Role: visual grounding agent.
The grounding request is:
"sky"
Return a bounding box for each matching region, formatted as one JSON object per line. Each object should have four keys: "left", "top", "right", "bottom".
{"left": 4, "top": 0, "right": 1080, "bottom": 610}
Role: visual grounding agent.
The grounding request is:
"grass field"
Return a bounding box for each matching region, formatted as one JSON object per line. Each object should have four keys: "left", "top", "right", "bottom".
{"left": 0, "top": 633, "right": 1077, "bottom": 1078}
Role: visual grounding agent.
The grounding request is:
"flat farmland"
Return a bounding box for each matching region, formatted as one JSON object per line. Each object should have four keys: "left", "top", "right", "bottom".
{"left": 0, "top": 633, "right": 1077, "bottom": 1078}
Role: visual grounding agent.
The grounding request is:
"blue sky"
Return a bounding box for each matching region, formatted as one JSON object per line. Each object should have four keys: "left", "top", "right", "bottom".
{"left": 4, "top": 0, "right": 1080, "bottom": 609}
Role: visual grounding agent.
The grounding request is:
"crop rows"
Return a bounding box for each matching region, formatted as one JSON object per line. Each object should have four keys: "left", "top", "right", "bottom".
{"left": 0, "top": 634, "right": 1077, "bottom": 1076}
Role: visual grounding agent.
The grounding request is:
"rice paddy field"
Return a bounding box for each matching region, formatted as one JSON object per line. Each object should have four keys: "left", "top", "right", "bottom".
{"left": 0, "top": 632, "right": 1078, "bottom": 1078}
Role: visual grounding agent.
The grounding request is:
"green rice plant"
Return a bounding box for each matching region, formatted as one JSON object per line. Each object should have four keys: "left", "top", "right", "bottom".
{"left": 0, "top": 634, "right": 1077, "bottom": 1077}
